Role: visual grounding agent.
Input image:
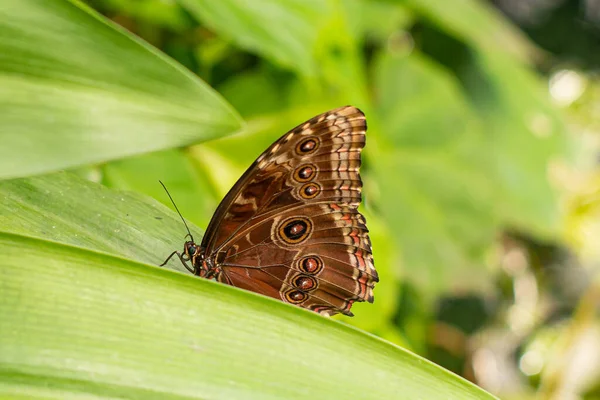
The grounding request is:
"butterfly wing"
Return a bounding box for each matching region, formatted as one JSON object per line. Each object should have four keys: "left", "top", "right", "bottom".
{"left": 201, "top": 106, "right": 377, "bottom": 316}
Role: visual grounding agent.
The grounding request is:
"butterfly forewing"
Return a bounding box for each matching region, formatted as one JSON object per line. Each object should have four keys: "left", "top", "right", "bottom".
{"left": 196, "top": 106, "right": 377, "bottom": 316}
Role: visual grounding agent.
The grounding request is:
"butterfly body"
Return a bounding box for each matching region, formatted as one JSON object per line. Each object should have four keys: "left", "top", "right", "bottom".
{"left": 167, "top": 106, "right": 378, "bottom": 316}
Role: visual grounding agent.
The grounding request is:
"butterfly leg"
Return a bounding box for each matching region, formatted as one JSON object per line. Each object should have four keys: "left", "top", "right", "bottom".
{"left": 160, "top": 250, "right": 195, "bottom": 274}
{"left": 160, "top": 250, "right": 179, "bottom": 266}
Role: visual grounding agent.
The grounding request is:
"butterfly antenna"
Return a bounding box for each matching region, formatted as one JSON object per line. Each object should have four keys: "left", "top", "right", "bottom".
{"left": 159, "top": 180, "right": 195, "bottom": 243}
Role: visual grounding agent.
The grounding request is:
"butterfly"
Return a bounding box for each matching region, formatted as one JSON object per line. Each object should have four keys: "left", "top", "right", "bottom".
{"left": 162, "top": 106, "right": 377, "bottom": 316}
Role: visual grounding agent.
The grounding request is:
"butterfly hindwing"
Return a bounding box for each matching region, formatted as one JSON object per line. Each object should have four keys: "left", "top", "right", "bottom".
{"left": 216, "top": 203, "right": 377, "bottom": 316}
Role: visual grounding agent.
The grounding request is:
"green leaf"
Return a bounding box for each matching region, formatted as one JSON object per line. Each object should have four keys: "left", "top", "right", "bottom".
{"left": 0, "top": 0, "right": 242, "bottom": 180}
{"left": 0, "top": 173, "right": 497, "bottom": 399}
{"left": 0, "top": 171, "right": 197, "bottom": 272}
{"left": 371, "top": 51, "right": 497, "bottom": 290}
{"left": 178, "top": 0, "right": 326, "bottom": 77}
{"left": 0, "top": 234, "right": 497, "bottom": 399}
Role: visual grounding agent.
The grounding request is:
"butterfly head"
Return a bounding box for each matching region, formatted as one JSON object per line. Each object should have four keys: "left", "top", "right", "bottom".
{"left": 183, "top": 240, "right": 200, "bottom": 262}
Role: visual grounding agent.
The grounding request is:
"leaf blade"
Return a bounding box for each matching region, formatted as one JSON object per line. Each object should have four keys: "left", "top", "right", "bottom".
{"left": 0, "top": 0, "right": 242, "bottom": 179}
{"left": 0, "top": 230, "right": 497, "bottom": 399}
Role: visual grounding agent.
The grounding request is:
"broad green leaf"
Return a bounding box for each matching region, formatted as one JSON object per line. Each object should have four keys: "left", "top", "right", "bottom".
{"left": 0, "top": 171, "right": 198, "bottom": 273}
{"left": 0, "top": 0, "right": 242, "bottom": 180}
{"left": 178, "top": 0, "right": 327, "bottom": 77}
{"left": 0, "top": 173, "right": 497, "bottom": 399}
{"left": 371, "top": 51, "right": 497, "bottom": 290}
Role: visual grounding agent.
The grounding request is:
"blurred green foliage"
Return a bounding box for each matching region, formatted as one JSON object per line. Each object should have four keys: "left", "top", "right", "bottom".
{"left": 1, "top": 0, "right": 599, "bottom": 399}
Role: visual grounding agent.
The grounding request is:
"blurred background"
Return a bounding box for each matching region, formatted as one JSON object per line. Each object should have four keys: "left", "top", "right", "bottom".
{"left": 78, "top": 0, "right": 600, "bottom": 399}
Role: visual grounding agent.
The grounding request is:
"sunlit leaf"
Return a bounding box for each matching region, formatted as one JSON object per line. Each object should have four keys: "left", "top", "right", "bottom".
{"left": 0, "top": 172, "right": 497, "bottom": 399}
{"left": 0, "top": 0, "right": 241, "bottom": 179}
{"left": 0, "top": 172, "right": 199, "bottom": 272}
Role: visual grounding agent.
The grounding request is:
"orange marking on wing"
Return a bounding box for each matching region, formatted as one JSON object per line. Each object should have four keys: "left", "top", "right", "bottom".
{"left": 348, "top": 228, "right": 360, "bottom": 246}
{"left": 354, "top": 248, "right": 366, "bottom": 269}
{"left": 357, "top": 271, "right": 370, "bottom": 297}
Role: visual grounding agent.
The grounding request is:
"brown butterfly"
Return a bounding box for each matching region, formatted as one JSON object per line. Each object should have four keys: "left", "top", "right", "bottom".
{"left": 162, "top": 106, "right": 377, "bottom": 316}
